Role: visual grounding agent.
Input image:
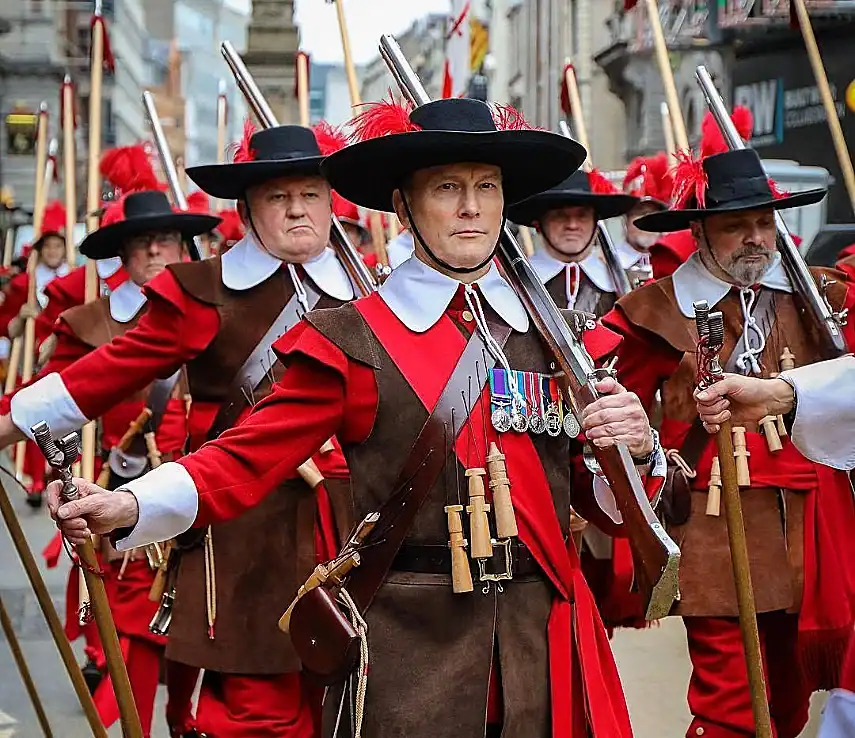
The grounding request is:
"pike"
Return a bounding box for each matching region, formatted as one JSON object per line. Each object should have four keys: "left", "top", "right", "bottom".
{"left": 142, "top": 90, "right": 202, "bottom": 261}
{"left": 220, "top": 40, "right": 377, "bottom": 297}
{"left": 380, "top": 34, "right": 680, "bottom": 620}
{"left": 696, "top": 65, "right": 848, "bottom": 358}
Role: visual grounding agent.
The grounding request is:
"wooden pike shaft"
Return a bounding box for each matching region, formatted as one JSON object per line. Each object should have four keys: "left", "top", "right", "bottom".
{"left": 563, "top": 64, "right": 591, "bottom": 166}
{"left": 714, "top": 419, "right": 773, "bottom": 738}
{"left": 216, "top": 82, "right": 227, "bottom": 211}
{"left": 0, "top": 593, "right": 54, "bottom": 737}
{"left": 62, "top": 79, "right": 77, "bottom": 268}
{"left": 791, "top": 0, "right": 855, "bottom": 216}
{"left": 519, "top": 226, "right": 535, "bottom": 258}
{"left": 75, "top": 538, "right": 144, "bottom": 737}
{"left": 0, "top": 479, "right": 107, "bottom": 737}
{"left": 660, "top": 101, "right": 678, "bottom": 165}
{"left": 2, "top": 227, "right": 13, "bottom": 268}
{"left": 14, "top": 112, "right": 52, "bottom": 476}
{"left": 296, "top": 53, "right": 310, "bottom": 127}
{"left": 643, "top": 0, "right": 690, "bottom": 150}
{"left": 332, "top": 0, "right": 389, "bottom": 266}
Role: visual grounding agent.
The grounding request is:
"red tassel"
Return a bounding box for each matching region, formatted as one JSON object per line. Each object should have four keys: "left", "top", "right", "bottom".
{"left": 588, "top": 167, "right": 618, "bottom": 195}
{"left": 700, "top": 105, "right": 753, "bottom": 157}
{"left": 624, "top": 0, "right": 639, "bottom": 9}
{"left": 350, "top": 97, "right": 418, "bottom": 142}
{"left": 559, "top": 63, "right": 574, "bottom": 117}
{"left": 491, "top": 103, "right": 536, "bottom": 131}
{"left": 48, "top": 151, "right": 59, "bottom": 183}
{"left": 100, "top": 145, "right": 161, "bottom": 194}
{"left": 185, "top": 191, "right": 210, "bottom": 215}
{"left": 227, "top": 119, "right": 258, "bottom": 163}
{"left": 90, "top": 14, "right": 115, "bottom": 73}
{"left": 671, "top": 150, "right": 707, "bottom": 210}
{"left": 312, "top": 120, "right": 349, "bottom": 156}
{"left": 60, "top": 78, "right": 77, "bottom": 131}
{"left": 623, "top": 152, "right": 673, "bottom": 202}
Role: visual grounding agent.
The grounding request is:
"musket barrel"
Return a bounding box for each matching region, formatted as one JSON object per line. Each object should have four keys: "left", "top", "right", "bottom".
{"left": 142, "top": 91, "right": 202, "bottom": 261}
{"left": 695, "top": 65, "right": 847, "bottom": 357}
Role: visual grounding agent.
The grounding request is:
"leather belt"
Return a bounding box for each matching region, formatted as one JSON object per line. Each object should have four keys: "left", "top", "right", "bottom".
{"left": 392, "top": 541, "right": 541, "bottom": 577}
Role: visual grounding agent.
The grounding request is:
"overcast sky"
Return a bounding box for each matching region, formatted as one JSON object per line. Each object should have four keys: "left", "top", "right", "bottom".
{"left": 227, "top": 1, "right": 452, "bottom": 65}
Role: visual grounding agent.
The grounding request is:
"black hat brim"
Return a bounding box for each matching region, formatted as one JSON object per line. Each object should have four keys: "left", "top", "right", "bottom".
{"left": 80, "top": 212, "right": 222, "bottom": 259}
{"left": 321, "top": 130, "right": 587, "bottom": 213}
{"left": 508, "top": 191, "right": 639, "bottom": 226}
{"left": 635, "top": 188, "right": 828, "bottom": 233}
{"left": 186, "top": 157, "right": 325, "bottom": 200}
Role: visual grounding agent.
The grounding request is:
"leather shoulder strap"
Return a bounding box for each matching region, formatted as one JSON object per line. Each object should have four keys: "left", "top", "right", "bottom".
{"left": 347, "top": 318, "right": 512, "bottom": 613}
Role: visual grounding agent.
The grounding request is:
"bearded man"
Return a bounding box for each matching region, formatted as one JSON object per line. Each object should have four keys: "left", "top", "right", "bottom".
{"left": 602, "top": 147, "right": 855, "bottom": 738}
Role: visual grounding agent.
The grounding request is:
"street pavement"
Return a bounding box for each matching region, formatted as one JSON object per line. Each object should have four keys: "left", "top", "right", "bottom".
{"left": 0, "top": 471, "right": 830, "bottom": 737}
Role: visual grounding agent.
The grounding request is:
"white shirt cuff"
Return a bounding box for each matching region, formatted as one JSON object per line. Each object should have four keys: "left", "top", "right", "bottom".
{"left": 818, "top": 689, "right": 855, "bottom": 738}
{"left": 10, "top": 373, "right": 88, "bottom": 441}
{"left": 780, "top": 355, "right": 855, "bottom": 471}
{"left": 114, "top": 462, "right": 199, "bottom": 550}
{"left": 593, "top": 443, "right": 667, "bottom": 524}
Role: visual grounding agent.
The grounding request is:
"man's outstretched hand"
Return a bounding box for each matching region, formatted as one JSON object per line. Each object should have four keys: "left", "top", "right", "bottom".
{"left": 695, "top": 374, "right": 795, "bottom": 434}
{"left": 46, "top": 479, "right": 139, "bottom": 546}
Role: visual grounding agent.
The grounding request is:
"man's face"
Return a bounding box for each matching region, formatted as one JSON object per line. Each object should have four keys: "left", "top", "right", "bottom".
{"left": 693, "top": 208, "right": 777, "bottom": 287}
{"left": 537, "top": 205, "right": 597, "bottom": 262}
{"left": 625, "top": 202, "right": 662, "bottom": 252}
{"left": 121, "top": 230, "right": 185, "bottom": 286}
{"left": 243, "top": 175, "right": 332, "bottom": 263}
{"left": 342, "top": 222, "right": 369, "bottom": 248}
{"left": 40, "top": 236, "right": 66, "bottom": 269}
{"left": 393, "top": 162, "right": 503, "bottom": 276}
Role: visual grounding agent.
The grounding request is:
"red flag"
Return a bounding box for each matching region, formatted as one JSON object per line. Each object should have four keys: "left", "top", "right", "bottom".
{"left": 90, "top": 13, "right": 116, "bottom": 73}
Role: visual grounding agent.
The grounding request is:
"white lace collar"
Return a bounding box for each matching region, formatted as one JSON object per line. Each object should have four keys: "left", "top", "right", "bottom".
{"left": 35, "top": 262, "right": 71, "bottom": 308}
{"left": 671, "top": 250, "right": 793, "bottom": 318}
{"left": 221, "top": 233, "right": 354, "bottom": 301}
{"left": 379, "top": 254, "right": 529, "bottom": 333}
{"left": 109, "top": 279, "right": 147, "bottom": 323}
{"left": 528, "top": 246, "right": 616, "bottom": 293}
{"left": 615, "top": 239, "right": 648, "bottom": 269}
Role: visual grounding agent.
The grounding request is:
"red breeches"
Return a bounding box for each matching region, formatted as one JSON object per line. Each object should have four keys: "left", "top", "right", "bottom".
{"left": 683, "top": 613, "right": 812, "bottom": 738}
{"left": 195, "top": 671, "right": 320, "bottom": 738}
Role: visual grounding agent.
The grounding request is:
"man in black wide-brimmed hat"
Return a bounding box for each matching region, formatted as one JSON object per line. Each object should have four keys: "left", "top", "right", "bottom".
{"left": 508, "top": 167, "right": 638, "bottom": 317}
{"left": 603, "top": 147, "right": 855, "bottom": 738}
{"left": 0, "top": 122, "right": 359, "bottom": 738}
{"left": 39, "top": 96, "right": 666, "bottom": 738}
{"left": 5, "top": 188, "right": 217, "bottom": 734}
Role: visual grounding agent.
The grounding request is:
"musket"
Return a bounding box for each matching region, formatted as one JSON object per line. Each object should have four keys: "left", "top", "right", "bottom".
{"left": 142, "top": 91, "right": 202, "bottom": 261}
{"left": 696, "top": 65, "right": 848, "bottom": 358}
{"left": 557, "top": 118, "right": 631, "bottom": 298}
{"left": 220, "top": 41, "right": 377, "bottom": 297}
{"left": 379, "top": 34, "right": 680, "bottom": 620}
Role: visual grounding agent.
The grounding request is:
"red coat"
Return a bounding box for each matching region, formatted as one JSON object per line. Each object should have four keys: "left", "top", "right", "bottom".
{"left": 648, "top": 230, "right": 696, "bottom": 279}
{"left": 0, "top": 272, "right": 55, "bottom": 345}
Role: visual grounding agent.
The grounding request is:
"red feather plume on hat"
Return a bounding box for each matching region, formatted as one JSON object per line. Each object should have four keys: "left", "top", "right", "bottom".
{"left": 40, "top": 200, "right": 67, "bottom": 236}
{"left": 588, "top": 168, "right": 619, "bottom": 195}
{"left": 700, "top": 106, "right": 753, "bottom": 158}
{"left": 312, "top": 121, "right": 349, "bottom": 156}
{"left": 100, "top": 144, "right": 161, "bottom": 194}
{"left": 350, "top": 97, "right": 419, "bottom": 142}
{"left": 623, "top": 153, "right": 673, "bottom": 202}
{"left": 671, "top": 149, "right": 708, "bottom": 210}
{"left": 185, "top": 190, "right": 210, "bottom": 215}
{"left": 491, "top": 103, "right": 536, "bottom": 131}
{"left": 216, "top": 209, "right": 244, "bottom": 243}
{"left": 100, "top": 197, "right": 126, "bottom": 227}
{"left": 228, "top": 119, "right": 258, "bottom": 163}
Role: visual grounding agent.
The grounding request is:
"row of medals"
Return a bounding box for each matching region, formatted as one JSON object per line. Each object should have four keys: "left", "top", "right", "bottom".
{"left": 489, "top": 367, "right": 581, "bottom": 438}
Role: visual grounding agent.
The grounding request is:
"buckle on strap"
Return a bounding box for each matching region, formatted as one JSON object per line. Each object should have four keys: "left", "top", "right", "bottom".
{"left": 477, "top": 538, "right": 514, "bottom": 583}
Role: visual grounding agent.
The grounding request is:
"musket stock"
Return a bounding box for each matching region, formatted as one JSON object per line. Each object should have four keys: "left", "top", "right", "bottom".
{"left": 142, "top": 91, "right": 202, "bottom": 261}
{"left": 379, "top": 34, "right": 680, "bottom": 620}
{"left": 220, "top": 42, "right": 377, "bottom": 297}
{"left": 695, "top": 66, "right": 847, "bottom": 358}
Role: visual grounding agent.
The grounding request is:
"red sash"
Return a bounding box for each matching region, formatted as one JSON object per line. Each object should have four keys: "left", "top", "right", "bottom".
{"left": 356, "top": 293, "right": 633, "bottom": 738}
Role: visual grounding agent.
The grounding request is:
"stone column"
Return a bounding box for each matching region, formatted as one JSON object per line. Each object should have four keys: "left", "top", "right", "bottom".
{"left": 243, "top": 0, "right": 300, "bottom": 125}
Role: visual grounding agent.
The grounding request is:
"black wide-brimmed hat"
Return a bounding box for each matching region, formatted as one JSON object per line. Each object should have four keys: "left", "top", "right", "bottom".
{"left": 80, "top": 190, "right": 221, "bottom": 260}
{"left": 321, "top": 98, "right": 587, "bottom": 213}
{"left": 187, "top": 126, "right": 325, "bottom": 201}
{"left": 636, "top": 149, "right": 827, "bottom": 233}
{"left": 508, "top": 168, "right": 639, "bottom": 226}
